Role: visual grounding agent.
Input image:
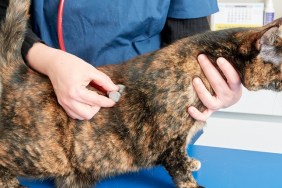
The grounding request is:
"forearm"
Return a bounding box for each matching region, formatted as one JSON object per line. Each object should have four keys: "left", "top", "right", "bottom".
{"left": 26, "top": 42, "right": 60, "bottom": 76}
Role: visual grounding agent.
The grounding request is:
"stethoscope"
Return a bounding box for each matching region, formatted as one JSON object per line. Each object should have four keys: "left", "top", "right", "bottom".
{"left": 58, "top": 0, "right": 66, "bottom": 51}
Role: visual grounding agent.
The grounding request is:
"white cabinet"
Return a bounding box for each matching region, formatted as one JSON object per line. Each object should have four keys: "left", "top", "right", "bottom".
{"left": 195, "top": 88, "right": 282, "bottom": 154}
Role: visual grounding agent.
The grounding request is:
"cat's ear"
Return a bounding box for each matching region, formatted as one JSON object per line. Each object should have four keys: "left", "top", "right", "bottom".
{"left": 256, "top": 27, "right": 278, "bottom": 50}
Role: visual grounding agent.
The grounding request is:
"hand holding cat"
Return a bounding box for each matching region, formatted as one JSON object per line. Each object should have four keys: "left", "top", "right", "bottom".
{"left": 188, "top": 54, "right": 242, "bottom": 121}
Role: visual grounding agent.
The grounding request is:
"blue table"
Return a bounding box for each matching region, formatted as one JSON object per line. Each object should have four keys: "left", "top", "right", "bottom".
{"left": 19, "top": 145, "right": 282, "bottom": 188}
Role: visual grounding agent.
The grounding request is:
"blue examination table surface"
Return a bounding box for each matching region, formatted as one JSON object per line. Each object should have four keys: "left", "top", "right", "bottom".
{"left": 19, "top": 145, "right": 282, "bottom": 188}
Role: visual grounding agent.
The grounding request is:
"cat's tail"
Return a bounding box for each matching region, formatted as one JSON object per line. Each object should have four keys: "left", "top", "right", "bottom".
{"left": 0, "top": 0, "right": 30, "bottom": 69}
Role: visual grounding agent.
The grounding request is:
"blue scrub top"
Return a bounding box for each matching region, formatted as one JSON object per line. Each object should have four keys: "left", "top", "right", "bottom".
{"left": 31, "top": 0, "right": 218, "bottom": 66}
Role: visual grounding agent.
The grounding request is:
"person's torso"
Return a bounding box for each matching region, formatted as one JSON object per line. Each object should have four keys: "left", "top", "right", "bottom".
{"left": 31, "top": 0, "right": 218, "bottom": 66}
{"left": 31, "top": 0, "right": 171, "bottom": 66}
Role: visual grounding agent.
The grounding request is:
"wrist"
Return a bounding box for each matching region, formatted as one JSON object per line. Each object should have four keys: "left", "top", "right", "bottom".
{"left": 26, "top": 42, "right": 61, "bottom": 76}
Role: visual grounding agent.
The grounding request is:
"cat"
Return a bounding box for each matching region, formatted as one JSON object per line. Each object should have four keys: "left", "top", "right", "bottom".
{"left": 0, "top": 0, "right": 281, "bottom": 188}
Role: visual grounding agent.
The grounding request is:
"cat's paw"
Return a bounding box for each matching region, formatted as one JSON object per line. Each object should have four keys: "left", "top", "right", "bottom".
{"left": 189, "top": 158, "right": 201, "bottom": 172}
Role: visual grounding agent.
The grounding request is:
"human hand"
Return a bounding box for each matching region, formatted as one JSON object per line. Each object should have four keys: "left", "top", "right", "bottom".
{"left": 188, "top": 54, "right": 242, "bottom": 121}
{"left": 47, "top": 51, "right": 119, "bottom": 120}
{"left": 26, "top": 43, "right": 118, "bottom": 120}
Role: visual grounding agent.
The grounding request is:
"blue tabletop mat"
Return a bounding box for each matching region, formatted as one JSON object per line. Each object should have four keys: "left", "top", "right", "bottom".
{"left": 19, "top": 145, "right": 282, "bottom": 188}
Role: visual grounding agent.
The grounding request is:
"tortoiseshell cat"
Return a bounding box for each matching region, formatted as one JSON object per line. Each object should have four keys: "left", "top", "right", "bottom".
{"left": 0, "top": 1, "right": 281, "bottom": 188}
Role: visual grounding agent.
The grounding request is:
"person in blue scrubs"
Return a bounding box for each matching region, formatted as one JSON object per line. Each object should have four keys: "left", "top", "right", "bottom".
{"left": 0, "top": 0, "right": 242, "bottom": 121}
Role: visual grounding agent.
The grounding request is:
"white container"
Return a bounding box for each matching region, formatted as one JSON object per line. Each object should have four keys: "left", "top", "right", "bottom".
{"left": 264, "top": 0, "right": 275, "bottom": 25}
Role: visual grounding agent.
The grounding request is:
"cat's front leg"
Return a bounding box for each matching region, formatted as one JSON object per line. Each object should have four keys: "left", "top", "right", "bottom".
{"left": 159, "top": 146, "right": 203, "bottom": 188}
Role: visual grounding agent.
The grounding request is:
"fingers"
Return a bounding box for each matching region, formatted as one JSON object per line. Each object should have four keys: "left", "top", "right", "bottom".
{"left": 66, "top": 72, "right": 117, "bottom": 120}
{"left": 216, "top": 57, "right": 242, "bottom": 107}
{"left": 188, "top": 55, "right": 242, "bottom": 121}
{"left": 89, "top": 69, "right": 119, "bottom": 92}
{"left": 192, "top": 77, "right": 222, "bottom": 110}
{"left": 217, "top": 57, "right": 241, "bottom": 90}
{"left": 58, "top": 85, "right": 116, "bottom": 120}
{"left": 78, "top": 88, "right": 116, "bottom": 107}
{"left": 188, "top": 106, "right": 214, "bottom": 122}
{"left": 197, "top": 54, "right": 229, "bottom": 94}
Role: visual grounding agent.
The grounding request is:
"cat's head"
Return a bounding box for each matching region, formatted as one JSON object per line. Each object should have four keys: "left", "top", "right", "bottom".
{"left": 240, "top": 18, "right": 282, "bottom": 91}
